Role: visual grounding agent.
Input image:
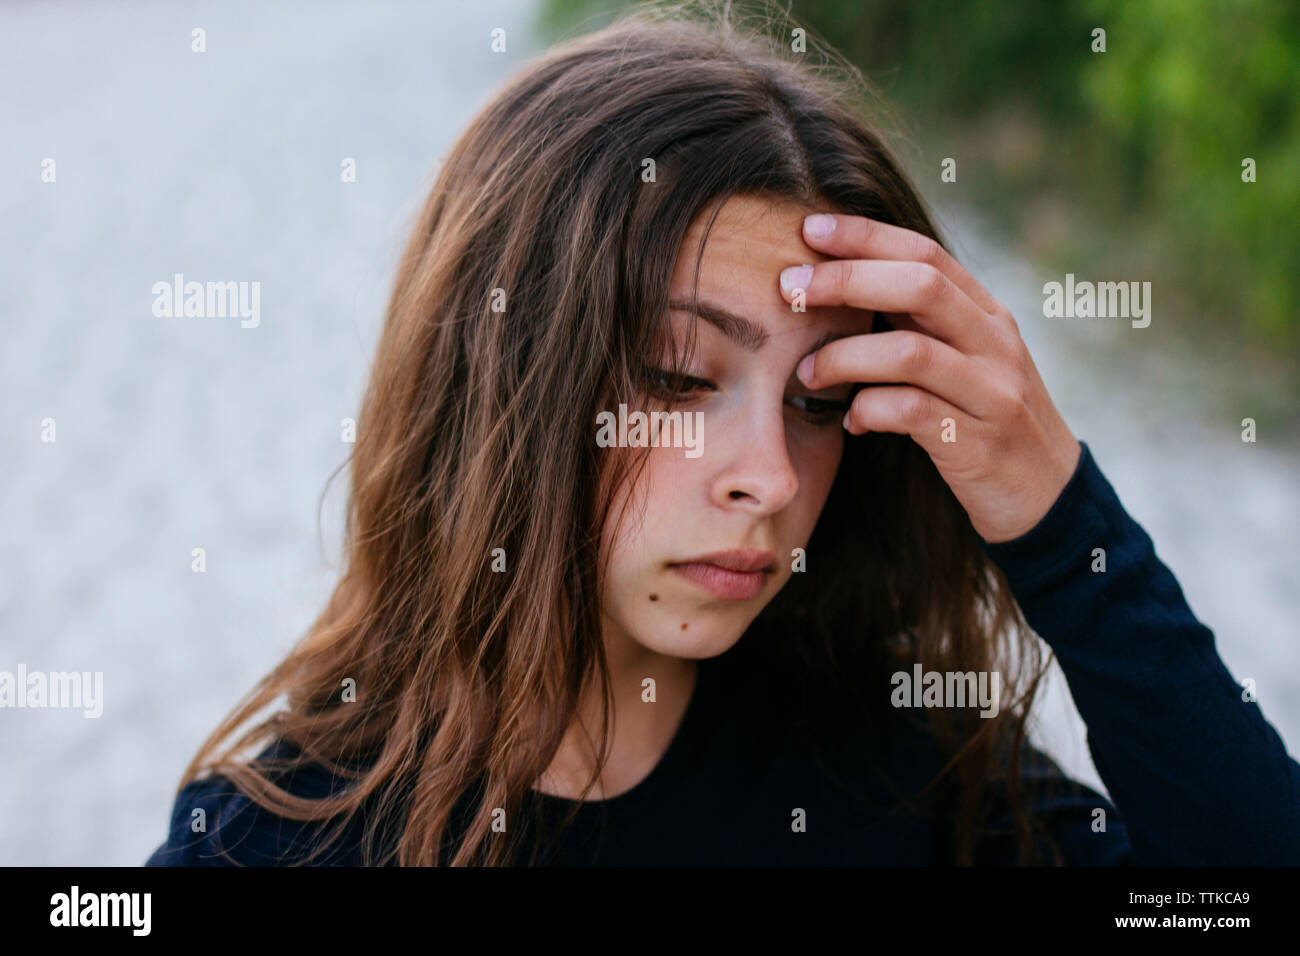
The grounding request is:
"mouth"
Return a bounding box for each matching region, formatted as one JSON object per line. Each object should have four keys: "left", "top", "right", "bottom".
{"left": 667, "top": 548, "right": 776, "bottom": 601}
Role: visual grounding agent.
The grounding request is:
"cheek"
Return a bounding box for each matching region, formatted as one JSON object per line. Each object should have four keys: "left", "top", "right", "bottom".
{"left": 599, "top": 430, "right": 841, "bottom": 571}
{"left": 598, "top": 449, "right": 686, "bottom": 574}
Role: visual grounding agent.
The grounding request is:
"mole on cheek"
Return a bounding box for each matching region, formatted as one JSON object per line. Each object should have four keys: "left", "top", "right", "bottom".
{"left": 680, "top": 622, "right": 688, "bottom": 631}
{"left": 649, "top": 593, "right": 658, "bottom": 601}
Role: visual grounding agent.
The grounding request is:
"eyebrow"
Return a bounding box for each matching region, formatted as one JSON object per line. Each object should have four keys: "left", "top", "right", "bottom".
{"left": 667, "top": 297, "right": 855, "bottom": 356}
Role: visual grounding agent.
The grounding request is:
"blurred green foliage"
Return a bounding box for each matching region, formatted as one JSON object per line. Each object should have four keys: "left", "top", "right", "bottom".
{"left": 538, "top": 0, "right": 1300, "bottom": 354}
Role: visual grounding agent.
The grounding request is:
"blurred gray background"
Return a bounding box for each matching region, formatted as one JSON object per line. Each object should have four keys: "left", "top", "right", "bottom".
{"left": 2, "top": 0, "right": 1297, "bottom": 865}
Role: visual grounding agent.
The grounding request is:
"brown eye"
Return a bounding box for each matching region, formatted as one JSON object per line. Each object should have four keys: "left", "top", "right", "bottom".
{"left": 789, "top": 393, "right": 852, "bottom": 424}
{"left": 644, "top": 367, "right": 714, "bottom": 400}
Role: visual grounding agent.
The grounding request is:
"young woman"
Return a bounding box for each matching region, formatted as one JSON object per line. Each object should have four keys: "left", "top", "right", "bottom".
{"left": 145, "top": 3, "right": 1300, "bottom": 866}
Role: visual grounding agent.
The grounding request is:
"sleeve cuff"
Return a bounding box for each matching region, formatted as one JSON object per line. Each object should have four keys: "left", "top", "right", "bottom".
{"left": 977, "top": 441, "right": 1118, "bottom": 600}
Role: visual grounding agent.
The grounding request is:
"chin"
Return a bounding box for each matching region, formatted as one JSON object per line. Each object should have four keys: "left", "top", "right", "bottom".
{"left": 632, "top": 615, "right": 753, "bottom": 660}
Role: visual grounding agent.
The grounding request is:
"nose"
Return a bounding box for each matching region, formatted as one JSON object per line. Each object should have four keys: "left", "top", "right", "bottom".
{"left": 709, "top": 407, "right": 800, "bottom": 515}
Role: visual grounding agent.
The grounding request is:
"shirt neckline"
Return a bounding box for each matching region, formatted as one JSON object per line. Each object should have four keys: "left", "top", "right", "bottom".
{"left": 529, "top": 655, "right": 713, "bottom": 818}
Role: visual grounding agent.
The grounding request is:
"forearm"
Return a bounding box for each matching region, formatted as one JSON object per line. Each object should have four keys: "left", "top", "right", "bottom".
{"left": 981, "top": 441, "right": 1300, "bottom": 864}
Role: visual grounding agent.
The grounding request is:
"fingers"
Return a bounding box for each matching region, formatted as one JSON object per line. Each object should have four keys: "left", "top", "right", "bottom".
{"left": 783, "top": 258, "right": 997, "bottom": 354}
{"left": 799, "top": 329, "right": 1001, "bottom": 420}
{"left": 802, "top": 213, "right": 1003, "bottom": 316}
{"left": 844, "top": 384, "right": 971, "bottom": 460}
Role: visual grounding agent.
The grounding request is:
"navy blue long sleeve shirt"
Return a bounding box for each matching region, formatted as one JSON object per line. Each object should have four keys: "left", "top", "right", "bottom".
{"left": 144, "top": 441, "right": 1300, "bottom": 865}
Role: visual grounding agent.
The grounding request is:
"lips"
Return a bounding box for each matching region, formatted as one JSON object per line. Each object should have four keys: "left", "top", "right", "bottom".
{"left": 667, "top": 548, "right": 776, "bottom": 601}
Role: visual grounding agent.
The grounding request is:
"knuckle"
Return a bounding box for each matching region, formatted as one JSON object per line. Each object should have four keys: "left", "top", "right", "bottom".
{"left": 857, "top": 217, "right": 878, "bottom": 244}
{"left": 991, "top": 385, "right": 1021, "bottom": 418}
{"left": 1015, "top": 380, "right": 1034, "bottom": 414}
{"left": 912, "top": 263, "right": 946, "bottom": 303}
{"left": 900, "top": 388, "right": 930, "bottom": 425}
{"left": 897, "top": 332, "right": 932, "bottom": 376}
{"left": 835, "top": 260, "right": 857, "bottom": 298}
{"left": 913, "top": 235, "right": 946, "bottom": 268}
{"left": 995, "top": 306, "right": 1023, "bottom": 339}
{"left": 987, "top": 320, "right": 1026, "bottom": 364}
{"left": 842, "top": 260, "right": 863, "bottom": 297}
{"left": 997, "top": 380, "right": 1031, "bottom": 420}
{"left": 1007, "top": 337, "right": 1033, "bottom": 376}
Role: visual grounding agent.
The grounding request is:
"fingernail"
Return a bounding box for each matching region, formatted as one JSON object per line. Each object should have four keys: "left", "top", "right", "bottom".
{"left": 804, "top": 214, "right": 835, "bottom": 239}
{"left": 780, "top": 264, "right": 814, "bottom": 294}
{"left": 796, "top": 354, "right": 815, "bottom": 384}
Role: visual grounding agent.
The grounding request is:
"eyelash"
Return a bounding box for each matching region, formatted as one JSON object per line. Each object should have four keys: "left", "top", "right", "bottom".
{"left": 643, "top": 368, "right": 851, "bottom": 425}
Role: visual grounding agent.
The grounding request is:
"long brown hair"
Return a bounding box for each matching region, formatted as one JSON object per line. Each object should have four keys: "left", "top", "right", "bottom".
{"left": 176, "top": 0, "right": 1059, "bottom": 866}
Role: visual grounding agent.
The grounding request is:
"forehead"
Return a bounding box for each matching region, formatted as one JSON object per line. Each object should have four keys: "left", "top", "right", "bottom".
{"left": 679, "top": 194, "right": 823, "bottom": 276}
{"left": 669, "top": 194, "right": 869, "bottom": 345}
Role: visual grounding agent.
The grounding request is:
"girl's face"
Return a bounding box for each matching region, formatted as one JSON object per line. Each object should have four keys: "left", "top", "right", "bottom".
{"left": 599, "top": 195, "right": 873, "bottom": 662}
